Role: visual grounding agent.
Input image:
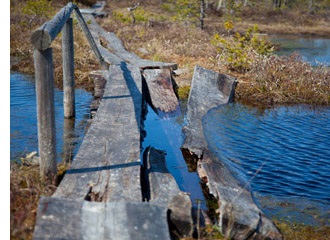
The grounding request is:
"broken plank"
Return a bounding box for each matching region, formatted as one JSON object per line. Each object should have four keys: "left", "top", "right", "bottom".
{"left": 141, "top": 146, "right": 193, "bottom": 238}
{"left": 181, "top": 65, "right": 237, "bottom": 158}
{"left": 33, "top": 197, "right": 171, "bottom": 240}
{"left": 198, "top": 151, "right": 283, "bottom": 240}
{"left": 54, "top": 63, "right": 143, "bottom": 202}
{"left": 181, "top": 65, "right": 282, "bottom": 239}
{"left": 143, "top": 68, "right": 180, "bottom": 116}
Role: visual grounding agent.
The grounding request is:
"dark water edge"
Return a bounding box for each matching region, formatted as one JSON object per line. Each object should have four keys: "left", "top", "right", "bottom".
{"left": 203, "top": 103, "right": 330, "bottom": 226}
{"left": 10, "top": 72, "right": 93, "bottom": 163}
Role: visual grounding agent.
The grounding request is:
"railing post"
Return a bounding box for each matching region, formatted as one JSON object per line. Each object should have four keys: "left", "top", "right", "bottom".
{"left": 34, "top": 48, "right": 58, "bottom": 184}
{"left": 62, "top": 17, "right": 75, "bottom": 119}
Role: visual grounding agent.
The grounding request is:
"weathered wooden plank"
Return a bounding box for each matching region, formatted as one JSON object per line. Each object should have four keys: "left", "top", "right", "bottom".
{"left": 143, "top": 69, "right": 180, "bottom": 115}
{"left": 82, "top": 14, "right": 123, "bottom": 65}
{"left": 33, "top": 197, "right": 171, "bottom": 240}
{"left": 31, "top": 2, "right": 75, "bottom": 50}
{"left": 83, "top": 14, "right": 177, "bottom": 70}
{"left": 182, "top": 65, "right": 237, "bottom": 158}
{"left": 181, "top": 65, "right": 282, "bottom": 239}
{"left": 198, "top": 152, "right": 283, "bottom": 240}
{"left": 33, "top": 197, "right": 83, "bottom": 240}
{"left": 54, "top": 63, "right": 143, "bottom": 201}
{"left": 141, "top": 146, "right": 193, "bottom": 237}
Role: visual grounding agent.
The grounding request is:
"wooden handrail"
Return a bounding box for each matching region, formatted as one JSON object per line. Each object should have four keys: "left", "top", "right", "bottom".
{"left": 31, "top": 2, "right": 107, "bottom": 183}
{"left": 31, "top": 2, "right": 76, "bottom": 50}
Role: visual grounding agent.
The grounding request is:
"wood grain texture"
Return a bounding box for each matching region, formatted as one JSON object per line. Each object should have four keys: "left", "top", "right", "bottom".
{"left": 34, "top": 48, "right": 57, "bottom": 183}
{"left": 54, "top": 63, "right": 142, "bottom": 201}
{"left": 31, "top": 2, "right": 75, "bottom": 50}
{"left": 143, "top": 69, "right": 180, "bottom": 115}
{"left": 182, "top": 65, "right": 237, "bottom": 158}
{"left": 33, "top": 197, "right": 171, "bottom": 240}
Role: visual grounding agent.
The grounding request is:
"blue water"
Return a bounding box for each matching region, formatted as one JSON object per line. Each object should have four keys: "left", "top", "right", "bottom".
{"left": 203, "top": 104, "right": 330, "bottom": 224}
{"left": 141, "top": 104, "right": 207, "bottom": 209}
{"left": 10, "top": 72, "right": 93, "bottom": 162}
{"left": 271, "top": 36, "right": 330, "bottom": 66}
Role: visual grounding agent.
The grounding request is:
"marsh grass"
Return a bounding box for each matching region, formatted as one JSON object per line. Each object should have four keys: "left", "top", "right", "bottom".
{"left": 10, "top": 161, "right": 68, "bottom": 240}
{"left": 238, "top": 53, "right": 330, "bottom": 106}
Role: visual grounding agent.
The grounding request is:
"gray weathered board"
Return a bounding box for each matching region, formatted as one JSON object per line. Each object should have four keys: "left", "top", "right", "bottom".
{"left": 54, "top": 63, "right": 142, "bottom": 202}
{"left": 182, "top": 65, "right": 237, "bottom": 158}
{"left": 143, "top": 69, "right": 180, "bottom": 115}
{"left": 33, "top": 197, "right": 171, "bottom": 240}
{"left": 142, "top": 146, "right": 193, "bottom": 237}
{"left": 181, "top": 66, "right": 283, "bottom": 239}
{"left": 83, "top": 14, "right": 178, "bottom": 70}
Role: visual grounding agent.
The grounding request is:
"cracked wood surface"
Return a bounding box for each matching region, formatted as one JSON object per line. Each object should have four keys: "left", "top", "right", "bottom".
{"left": 33, "top": 197, "right": 171, "bottom": 240}
{"left": 181, "top": 66, "right": 282, "bottom": 239}
{"left": 54, "top": 63, "right": 142, "bottom": 202}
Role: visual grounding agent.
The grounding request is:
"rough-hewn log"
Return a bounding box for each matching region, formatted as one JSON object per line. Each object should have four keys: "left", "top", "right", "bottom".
{"left": 182, "top": 65, "right": 237, "bottom": 158}
{"left": 34, "top": 48, "right": 57, "bottom": 184}
{"left": 33, "top": 197, "right": 171, "bottom": 240}
{"left": 141, "top": 146, "right": 193, "bottom": 238}
{"left": 62, "top": 18, "right": 75, "bottom": 119}
{"left": 142, "top": 69, "right": 180, "bottom": 116}
{"left": 31, "top": 2, "right": 75, "bottom": 50}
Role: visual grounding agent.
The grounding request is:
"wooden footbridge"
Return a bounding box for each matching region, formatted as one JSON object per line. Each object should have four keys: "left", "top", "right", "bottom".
{"left": 31, "top": 2, "right": 282, "bottom": 240}
{"left": 32, "top": 2, "right": 192, "bottom": 239}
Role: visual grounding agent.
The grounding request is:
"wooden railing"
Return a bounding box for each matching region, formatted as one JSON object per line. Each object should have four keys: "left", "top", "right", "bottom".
{"left": 31, "top": 2, "right": 107, "bottom": 183}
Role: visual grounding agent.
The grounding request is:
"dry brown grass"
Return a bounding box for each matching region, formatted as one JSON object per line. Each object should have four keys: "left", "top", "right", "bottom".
{"left": 238, "top": 53, "right": 330, "bottom": 106}
{"left": 10, "top": 162, "right": 60, "bottom": 240}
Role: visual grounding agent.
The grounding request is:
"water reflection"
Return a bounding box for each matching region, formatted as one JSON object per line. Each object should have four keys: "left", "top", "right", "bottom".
{"left": 142, "top": 104, "right": 207, "bottom": 209}
{"left": 10, "top": 72, "right": 92, "bottom": 162}
{"left": 203, "top": 103, "right": 330, "bottom": 224}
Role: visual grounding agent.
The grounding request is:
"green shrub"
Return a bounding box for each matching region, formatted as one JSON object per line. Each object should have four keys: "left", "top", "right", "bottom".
{"left": 22, "top": 0, "right": 54, "bottom": 19}
{"left": 211, "top": 22, "right": 274, "bottom": 72}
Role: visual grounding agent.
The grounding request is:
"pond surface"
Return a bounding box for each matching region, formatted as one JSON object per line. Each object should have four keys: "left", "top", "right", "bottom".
{"left": 203, "top": 104, "right": 330, "bottom": 225}
{"left": 271, "top": 35, "right": 330, "bottom": 66}
{"left": 10, "top": 72, "right": 93, "bottom": 162}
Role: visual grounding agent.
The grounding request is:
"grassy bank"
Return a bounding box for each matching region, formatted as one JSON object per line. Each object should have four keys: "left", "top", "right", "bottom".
{"left": 10, "top": 0, "right": 330, "bottom": 239}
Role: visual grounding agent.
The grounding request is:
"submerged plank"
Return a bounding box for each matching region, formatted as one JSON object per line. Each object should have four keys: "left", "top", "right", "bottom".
{"left": 33, "top": 197, "right": 171, "bottom": 240}
{"left": 141, "top": 146, "right": 193, "bottom": 238}
{"left": 54, "top": 63, "right": 142, "bottom": 201}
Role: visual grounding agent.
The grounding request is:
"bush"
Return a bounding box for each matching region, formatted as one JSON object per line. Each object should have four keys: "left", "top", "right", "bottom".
{"left": 211, "top": 22, "right": 274, "bottom": 72}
